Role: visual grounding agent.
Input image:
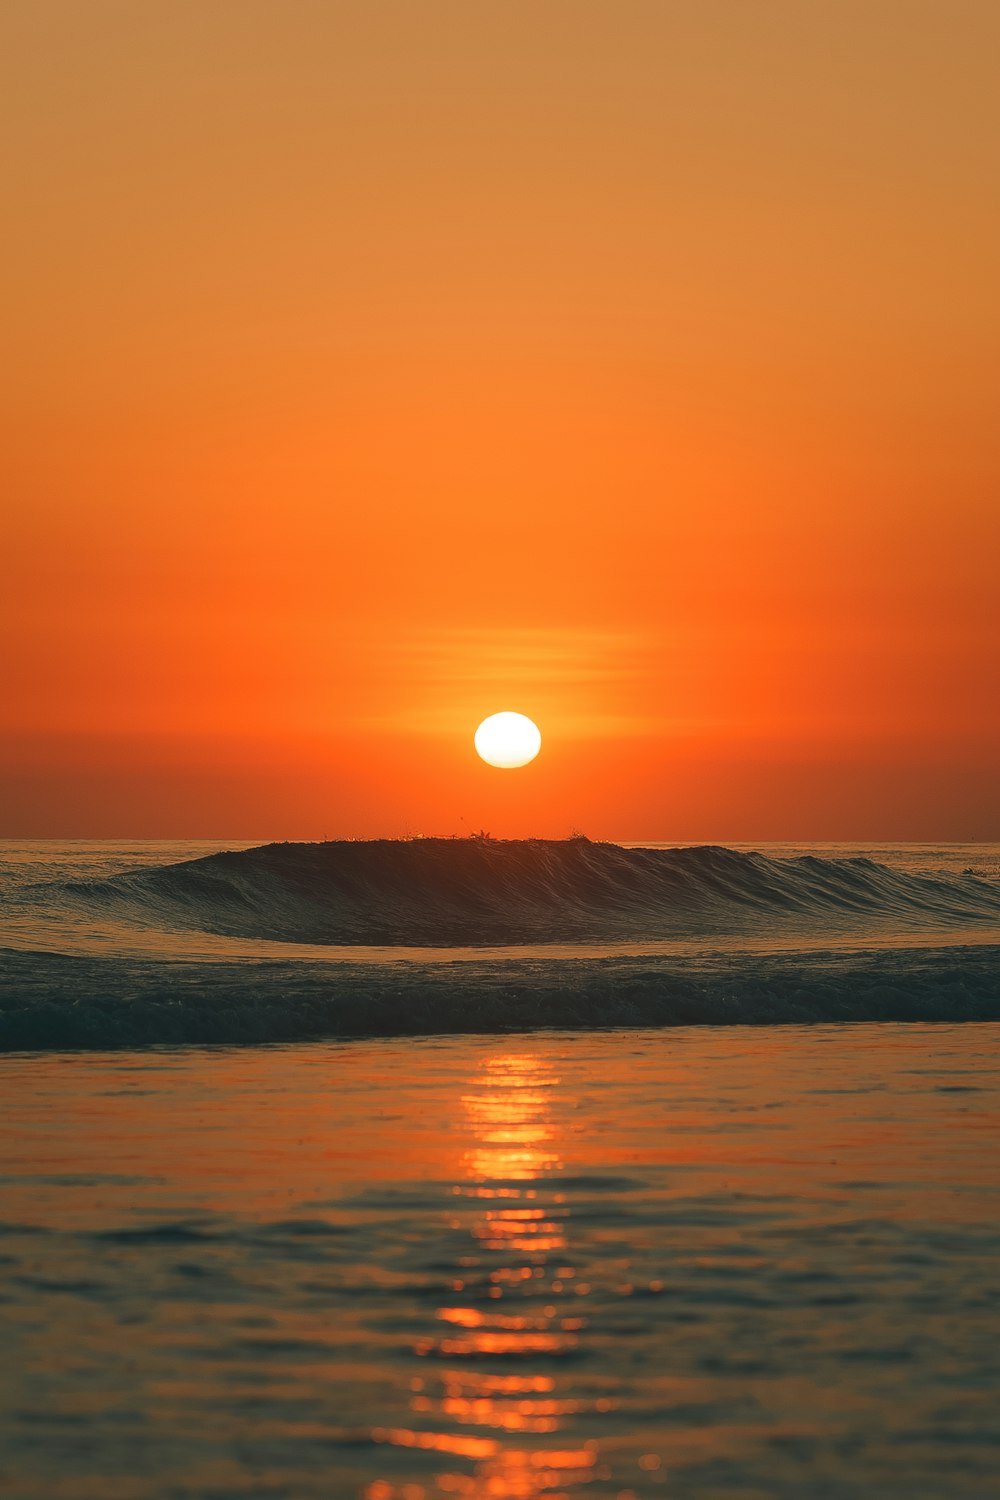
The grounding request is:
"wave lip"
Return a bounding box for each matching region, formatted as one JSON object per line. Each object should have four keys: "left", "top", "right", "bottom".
{"left": 59, "top": 837, "right": 1000, "bottom": 947}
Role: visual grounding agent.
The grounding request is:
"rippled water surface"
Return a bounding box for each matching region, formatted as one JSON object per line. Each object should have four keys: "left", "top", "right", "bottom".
{"left": 2, "top": 1027, "right": 999, "bottom": 1498}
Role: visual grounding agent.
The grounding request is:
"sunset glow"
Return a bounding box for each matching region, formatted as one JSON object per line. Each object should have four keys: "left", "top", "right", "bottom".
{"left": 3, "top": 2, "right": 998, "bottom": 839}
{"left": 5, "top": 10, "right": 1000, "bottom": 1499}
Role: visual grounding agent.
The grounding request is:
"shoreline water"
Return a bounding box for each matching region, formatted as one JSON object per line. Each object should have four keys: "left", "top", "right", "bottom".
{"left": 3, "top": 1026, "right": 999, "bottom": 1496}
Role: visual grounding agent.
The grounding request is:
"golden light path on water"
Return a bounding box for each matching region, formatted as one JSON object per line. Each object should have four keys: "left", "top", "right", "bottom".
{"left": 3, "top": 1032, "right": 1000, "bottom": 1496}
{"left": 367, "top": 1054, "right": 624, "bottom": 1499}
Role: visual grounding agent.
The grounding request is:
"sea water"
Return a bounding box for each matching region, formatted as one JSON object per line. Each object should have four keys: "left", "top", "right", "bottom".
{"left": 2, "top": 841, "right": 999, "bottom": 1047}
{"left": 1, "top": 1027, "right": 999, "bottom": 1498}
{"left": 2, "top": 840, "right": 1000, "bottom": 961}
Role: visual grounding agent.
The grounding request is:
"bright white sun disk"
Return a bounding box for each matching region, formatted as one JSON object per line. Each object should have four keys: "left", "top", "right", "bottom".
{"left": 474, "top": 712, "right": 542, "bottom": 769}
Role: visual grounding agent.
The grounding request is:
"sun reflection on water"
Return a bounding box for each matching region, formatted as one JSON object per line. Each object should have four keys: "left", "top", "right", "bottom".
{"left": 366, "top": 1053, "right": 610, "bottom": 1499}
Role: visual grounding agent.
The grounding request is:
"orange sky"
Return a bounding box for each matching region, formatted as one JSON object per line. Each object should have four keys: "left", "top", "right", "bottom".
{"left": 3, "top": 1, "right": 998, "bottom": 838}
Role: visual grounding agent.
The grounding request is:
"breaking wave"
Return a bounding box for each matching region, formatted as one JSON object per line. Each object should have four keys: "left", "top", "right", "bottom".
{"left": 3, "top": 944, "right": 999, "bottom": 1051}
{"left": 56, "top": 838, "right": 1000, "bottom": 946}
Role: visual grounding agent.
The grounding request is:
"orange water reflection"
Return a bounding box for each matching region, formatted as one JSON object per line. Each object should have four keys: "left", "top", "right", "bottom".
{"left": 367, "top": 1054, "right": 606, "bottom": 1499}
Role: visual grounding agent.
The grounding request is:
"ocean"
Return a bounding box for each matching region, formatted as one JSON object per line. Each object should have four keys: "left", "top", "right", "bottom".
{"left": 2, "top": 840, "right": 999, "bottom": 1495}
{"left": 2, "top": 1027, "right": 999, "bottom": 1497}
{"left": 1, "top": 839, "right": 999, "bottom": 1048}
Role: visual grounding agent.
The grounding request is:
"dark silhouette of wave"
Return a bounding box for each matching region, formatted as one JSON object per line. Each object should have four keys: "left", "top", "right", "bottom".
{"left": 58, "top": 838, "right": 1000, "bottom": 945}
{"left": 2, "top": 945, "right": 998, "bottom": 1050}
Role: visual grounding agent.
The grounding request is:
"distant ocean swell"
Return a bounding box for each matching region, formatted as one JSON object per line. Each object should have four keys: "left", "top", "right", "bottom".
{"left": 2, "top": 840, "right": 998, "bottom": 1049}
{"left": 52, "top": 838, "right": 1000, "bottom": 945}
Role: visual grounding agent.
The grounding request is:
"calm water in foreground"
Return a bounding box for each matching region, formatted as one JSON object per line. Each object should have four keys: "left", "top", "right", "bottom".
{"left": 2, "top": 1027, "right": 999, "bottom": 1498}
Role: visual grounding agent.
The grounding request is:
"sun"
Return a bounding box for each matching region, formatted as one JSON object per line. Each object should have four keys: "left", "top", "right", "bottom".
{"left": 474, "top": 712, "right": 542, "bottom": 769}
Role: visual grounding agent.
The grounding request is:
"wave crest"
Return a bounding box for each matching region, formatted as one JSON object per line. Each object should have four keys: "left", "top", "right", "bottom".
{"left": 63, "top": 838, "right": 1000, "bottom": 945}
